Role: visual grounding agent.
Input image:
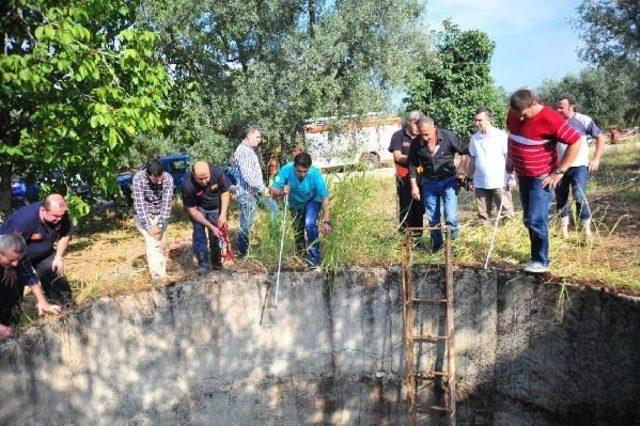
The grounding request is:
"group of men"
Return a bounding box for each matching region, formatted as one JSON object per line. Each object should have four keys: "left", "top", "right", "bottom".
{"left": 390, "top": 89, "right": 604, "bottom": 273}
{"left": 1, "top": 88, "right": 605, "bottom": 339}
{"left": 0, "top": 125, "right": 332, "bottom": 339}
{"left": 131, "top": 124, "right": 332, "bottom": 281}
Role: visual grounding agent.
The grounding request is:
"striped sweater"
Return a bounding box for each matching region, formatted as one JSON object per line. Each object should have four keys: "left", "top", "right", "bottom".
{"left": 506, "top": 106, "right": 581, "bottom": 177}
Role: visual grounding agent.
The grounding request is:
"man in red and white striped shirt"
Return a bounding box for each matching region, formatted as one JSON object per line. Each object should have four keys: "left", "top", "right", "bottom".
{"left": 506, "top": 89, "right": 581, "bottom": 273}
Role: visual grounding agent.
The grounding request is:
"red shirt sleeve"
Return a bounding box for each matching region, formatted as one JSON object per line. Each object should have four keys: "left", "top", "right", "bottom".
{"left": 546, "top": 108, "right": 581, "bottom": 145}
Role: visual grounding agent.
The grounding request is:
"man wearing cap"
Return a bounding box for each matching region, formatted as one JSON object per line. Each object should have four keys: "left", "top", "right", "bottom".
{"left": 182, "top": 160, "right": 231, "bottom": 270}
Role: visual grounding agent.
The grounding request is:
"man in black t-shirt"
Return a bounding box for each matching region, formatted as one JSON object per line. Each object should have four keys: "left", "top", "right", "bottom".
{"left": 182, "top": 161, "right": 231, "bottom": 270}
{"left": 0, "top": 194, "right": 74, "bottom": 304}
{"left": 388, "top": 110, "right": 425, "bottom": 241}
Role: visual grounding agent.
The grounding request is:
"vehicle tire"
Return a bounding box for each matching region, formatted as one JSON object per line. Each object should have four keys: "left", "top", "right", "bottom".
{"left": 361, "top": 153, "right": 380, "bottom": 170}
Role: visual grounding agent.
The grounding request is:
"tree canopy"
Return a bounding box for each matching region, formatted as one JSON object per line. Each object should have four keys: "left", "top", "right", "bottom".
{"left": 0, "top": 0, "right": 171, "bottom": 216}
{"left": 404, "top": 21, "right": 506, "bottom": 140}
{"left": 569, "top": 0, "right": 640, "bottom": 126}
{"left": 135, "top": 0, "right": 425, "bottom": 165}
{"left": 538, "top": 65, "right": 636, "bottom": 128}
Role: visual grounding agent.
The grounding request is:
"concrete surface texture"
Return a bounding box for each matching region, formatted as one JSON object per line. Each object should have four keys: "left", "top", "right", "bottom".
{"left": 0, "top": 267, "right": 639, "bottom": 425}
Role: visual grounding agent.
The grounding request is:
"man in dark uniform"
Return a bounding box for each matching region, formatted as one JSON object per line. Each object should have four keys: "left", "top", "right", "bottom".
{"left": 389, "top": 110, "right": 425, "bottom": 241}
{"left": 0, "top": 234, "right": 61, "bottom": 339}
{"left": 0, "top": 193, "right": 74, "bottom": 304}
{"left": 182, "top": 160, "right": 231, "bottom": 270}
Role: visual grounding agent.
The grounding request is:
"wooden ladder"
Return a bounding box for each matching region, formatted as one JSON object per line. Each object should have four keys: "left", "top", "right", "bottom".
{"left": 402, "top": 225, "right": 456, "bottom": 426}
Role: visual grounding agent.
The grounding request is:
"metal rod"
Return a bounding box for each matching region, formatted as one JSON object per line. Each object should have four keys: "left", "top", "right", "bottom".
{"left": 483, "top": 196, "right": 504, "bottom": 270}
{"left": 444, "top": 226, "right": 456, "bottom": 426}
{"left": 273, "top": 194, "right": 289, "bottom": 309}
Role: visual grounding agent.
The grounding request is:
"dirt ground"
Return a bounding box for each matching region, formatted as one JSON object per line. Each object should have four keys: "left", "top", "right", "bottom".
{"left": 62, "top": 140, "right": 640, "bottom": 304}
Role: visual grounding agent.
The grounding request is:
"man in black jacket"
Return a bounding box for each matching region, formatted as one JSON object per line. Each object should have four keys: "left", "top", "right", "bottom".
{"left": 408, "top": 116, "right": 468, "bottom": 252}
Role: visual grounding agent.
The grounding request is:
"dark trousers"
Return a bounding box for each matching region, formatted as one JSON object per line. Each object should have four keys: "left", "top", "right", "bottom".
{"left": 0, "top": 274, "right": 24, "bottom": 326}
{"left": 396, "top": 176, "right": 424, "bottom": 236}
{"left": 33, "top": 252, "right": 73, "bottom": 305}
{"left": 191, "top": 208, "right": 222, "bottom": 268}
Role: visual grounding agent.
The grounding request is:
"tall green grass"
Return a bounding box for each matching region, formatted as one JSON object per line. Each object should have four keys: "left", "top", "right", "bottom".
{"left": 248, "top": 171, "right": 402, "bottom": 273}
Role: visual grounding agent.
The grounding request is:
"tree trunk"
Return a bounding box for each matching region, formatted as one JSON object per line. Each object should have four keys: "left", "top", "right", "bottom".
{"left": 0, "top": 165, "right": 12, "bottom": 221}
{"left": 308, "top": 0, "right": 316, "bottom": 40}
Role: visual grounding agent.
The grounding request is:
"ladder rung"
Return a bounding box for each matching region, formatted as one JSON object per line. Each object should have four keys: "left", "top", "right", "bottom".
{"left": 415, "top": 371, "right": 449, "bottom": 381}
{"left": 415, "top": 404, "right": 451, "bottom": 413}
{"left": 411, "top": 298, "right": 447, "bottom": 304}
{"left": 410, "top": 334, "right": 448, "bottom": 342}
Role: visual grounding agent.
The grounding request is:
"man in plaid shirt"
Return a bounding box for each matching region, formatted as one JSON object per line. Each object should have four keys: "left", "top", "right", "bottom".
{"left": 232, "top": 124, "right": 278, "bottom": 257}
{"left": 132, "top": 158, "right": 174, "bottom": 280}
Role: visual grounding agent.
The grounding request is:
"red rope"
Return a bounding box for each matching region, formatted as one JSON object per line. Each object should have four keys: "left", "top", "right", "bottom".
{"left": 219, "top": 224, "right": 235, "bottom": 263}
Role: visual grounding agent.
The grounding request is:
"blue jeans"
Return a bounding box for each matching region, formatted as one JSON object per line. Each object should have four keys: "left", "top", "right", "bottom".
{"left": 519, "top": 176, "right": 552, "bottom": 266}
{"left": 421, "top": 176, "right": 458, "bottom": 250}
{"left": 555, "top": 166, "right": 591, "bottom": 221}
{"left": 292, "top": 201, "right": 322, "bottom": 266}
{"left": 191, "top": 207, "right": 220, "bottom": 267}
{"left": 236, "top": 192, "right": 279, "bottom": 256}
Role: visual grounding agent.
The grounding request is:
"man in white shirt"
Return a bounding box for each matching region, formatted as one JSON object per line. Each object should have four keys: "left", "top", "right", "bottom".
{"left": 555, "top": 94, "right": 606, "bottom": 240}
{"left": 467, "top": 107, "right": 515, "bottom": 222}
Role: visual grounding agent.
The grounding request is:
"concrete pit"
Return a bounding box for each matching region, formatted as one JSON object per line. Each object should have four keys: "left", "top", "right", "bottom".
{"left": 1, "top": 267, "right": 639, "bottom": 425}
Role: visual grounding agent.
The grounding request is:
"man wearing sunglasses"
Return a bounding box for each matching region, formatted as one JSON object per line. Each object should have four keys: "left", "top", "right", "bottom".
{"left": 0, "top": 193, "right": 74, "bottom": 304}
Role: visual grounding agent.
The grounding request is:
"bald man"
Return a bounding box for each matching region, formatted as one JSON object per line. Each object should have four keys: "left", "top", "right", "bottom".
{"left": 0, "top": 193, "right": 74, "bottom": 304}
{"left": 182, "top": 161, "right": 231, "bottom": 270}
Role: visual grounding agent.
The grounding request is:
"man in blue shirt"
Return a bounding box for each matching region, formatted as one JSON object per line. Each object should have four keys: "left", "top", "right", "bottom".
{"left": 0, "top": 194, "right": 74, "bottom": 304}
{"left": 270, "top": 153, "right": 332, "bottom": 267}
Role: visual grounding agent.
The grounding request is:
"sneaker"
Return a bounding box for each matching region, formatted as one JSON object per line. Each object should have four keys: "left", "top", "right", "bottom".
{"left": 522, "top": 262, "right": 550, "bottom": 274}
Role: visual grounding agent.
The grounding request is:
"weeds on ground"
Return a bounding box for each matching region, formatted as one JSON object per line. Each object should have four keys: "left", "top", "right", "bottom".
{"left": 249, "top": 170, "right": 402, "bottom": 274}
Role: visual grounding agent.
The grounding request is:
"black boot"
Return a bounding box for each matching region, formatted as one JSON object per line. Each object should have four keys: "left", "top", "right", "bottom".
{"left": 210, "top": 237, "right": 223, "bottom": 270}
{"left": 195, "top": 251, "right": 211, "bottom": 272}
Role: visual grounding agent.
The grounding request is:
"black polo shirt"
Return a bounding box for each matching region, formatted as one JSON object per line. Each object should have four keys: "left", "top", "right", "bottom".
{"left": 182, "top": 163, "right": 230, "bottom": 211}
{"left": 388, "top": 126, "right": 413, "bottom": 178}
{"left": 0, "top": 202, "right": 74, "bottom": 264}
{"left": 408, "top": 128, "right": 468, "bottom": 179}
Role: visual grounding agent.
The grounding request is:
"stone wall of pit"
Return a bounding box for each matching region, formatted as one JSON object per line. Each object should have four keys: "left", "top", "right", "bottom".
{"left": 0, "top": 267, "right": 638, "bottom": 425}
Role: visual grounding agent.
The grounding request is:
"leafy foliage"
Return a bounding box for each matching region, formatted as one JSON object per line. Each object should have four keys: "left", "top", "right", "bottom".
{"left": 139, "top": 0, "right": 425, "bottom": 165}
{"left": 576, "top": 0, "right": 640, "bottom": 64}
{"left": 0, "top": 0, "right": 171, "bottom": 216}
{"left": 404, "top": 21, "right": 506, "bottom": 139}
{"left": 537, "top": 65, "right": 637, "bottom": 128}
{"left": 572, "top": 0, "right": 640, "bottom": 126}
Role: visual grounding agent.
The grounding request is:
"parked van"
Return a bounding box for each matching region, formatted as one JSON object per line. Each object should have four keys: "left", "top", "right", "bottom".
{"left": 303, "top": 113, "right": 401, "bottom": 170}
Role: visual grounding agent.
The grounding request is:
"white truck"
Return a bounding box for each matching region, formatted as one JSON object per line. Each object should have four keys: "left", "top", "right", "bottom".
{"left": 303, "top": 113, "right": 401, "bottom": 170}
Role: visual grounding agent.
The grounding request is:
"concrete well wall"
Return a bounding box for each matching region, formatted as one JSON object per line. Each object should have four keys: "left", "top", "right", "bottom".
{"left": 0, "top": 267, "right": 639, "bottom": 425}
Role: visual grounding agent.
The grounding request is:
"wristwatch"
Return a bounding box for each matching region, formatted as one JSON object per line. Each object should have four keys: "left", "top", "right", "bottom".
{"left": 555, "top": 168, "right": 566, "bottom": 175}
